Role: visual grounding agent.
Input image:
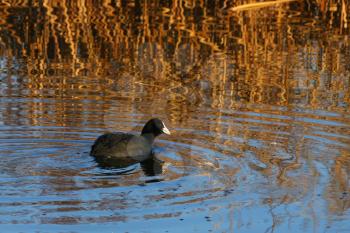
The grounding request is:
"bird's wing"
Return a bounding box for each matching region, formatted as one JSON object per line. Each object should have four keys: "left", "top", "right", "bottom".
{"left": 90, "top": 132, "right": 133, "bottom": 156}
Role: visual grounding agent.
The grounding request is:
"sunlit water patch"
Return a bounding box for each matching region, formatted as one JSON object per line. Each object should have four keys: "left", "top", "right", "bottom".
{"left": 1, "top": 1, "right": 350, "bottom": 232}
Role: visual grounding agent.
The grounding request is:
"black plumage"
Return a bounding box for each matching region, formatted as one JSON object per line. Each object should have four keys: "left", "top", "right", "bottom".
{"left": 90, "top": 118, "right": 170, "bottom": 167}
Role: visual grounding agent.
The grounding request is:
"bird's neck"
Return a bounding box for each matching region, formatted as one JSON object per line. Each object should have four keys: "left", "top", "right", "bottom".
{"left": 141, "top": 133, "right": 155, "bottom": 144}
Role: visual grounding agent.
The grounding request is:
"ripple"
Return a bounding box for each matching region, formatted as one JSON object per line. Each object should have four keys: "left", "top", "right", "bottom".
{"left": 1, "top": 0, "right": 350, "bottom": 231}
{"left": 0, "top": 99, "right": 350, "bottom": 231}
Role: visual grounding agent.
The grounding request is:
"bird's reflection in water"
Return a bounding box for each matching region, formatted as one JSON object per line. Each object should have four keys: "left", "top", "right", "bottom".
{"left": 94, "top": 152, "right": 164, "bottom": 179}
{"left": 140, "top": 156, "right": 164, "bottom": 177}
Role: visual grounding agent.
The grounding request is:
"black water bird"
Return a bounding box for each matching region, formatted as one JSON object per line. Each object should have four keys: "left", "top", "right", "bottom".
{"left": 90, "top": 118, "right": 170, "bottom": 168}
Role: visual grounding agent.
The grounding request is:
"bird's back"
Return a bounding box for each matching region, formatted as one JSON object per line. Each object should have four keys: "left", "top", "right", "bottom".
{"left": 90, "top": 132, "right": 152, "bottom": 162}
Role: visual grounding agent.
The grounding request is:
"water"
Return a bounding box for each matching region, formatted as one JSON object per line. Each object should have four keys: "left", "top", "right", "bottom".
{"left": 0, "top": 1, "right": 349, "bottom": 232}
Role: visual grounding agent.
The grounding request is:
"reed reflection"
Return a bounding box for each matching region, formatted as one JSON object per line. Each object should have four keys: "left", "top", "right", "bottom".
{"left": 0, "top": 0, "right": 349, "bottom": 230}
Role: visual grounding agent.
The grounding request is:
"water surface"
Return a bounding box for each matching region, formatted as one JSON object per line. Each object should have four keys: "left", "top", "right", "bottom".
{"left": 0, "top": 1, "right": 349, "bottom": 232}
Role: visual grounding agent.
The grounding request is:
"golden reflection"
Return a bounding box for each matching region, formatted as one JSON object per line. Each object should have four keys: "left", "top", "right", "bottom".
{"left": 231, "top": 0, "right": 298, "bottom": 11}
{"left": 0, "top": 0, "right": 350, "bottom": 226}
{"left": 327, "top": 152, "right": 350, "bottom": 214}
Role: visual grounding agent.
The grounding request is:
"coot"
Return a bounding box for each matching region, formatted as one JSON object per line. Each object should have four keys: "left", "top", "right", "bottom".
{"left": 90, "top": 118, "right": 170, "bottom": 167}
